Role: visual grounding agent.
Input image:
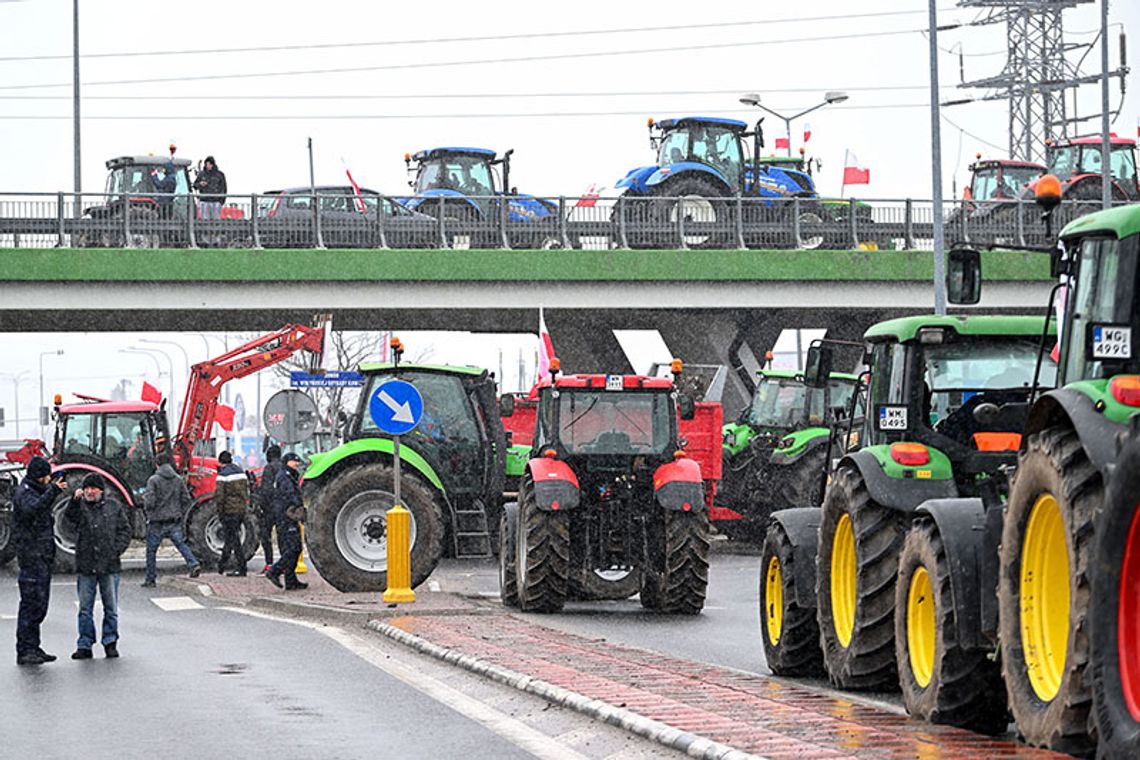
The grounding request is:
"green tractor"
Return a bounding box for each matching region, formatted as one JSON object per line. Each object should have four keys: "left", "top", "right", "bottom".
{"left": 302, "top": 362, "right": 507, "bottom": 592}
{"left": 719, "top": 369, "right": 858, "bottom": 542}
{"left": 758, "top": 315, "right": 1053, "bottom": 690}
{"left": 889, "top": 202, "right": 1140, "bottom": 755}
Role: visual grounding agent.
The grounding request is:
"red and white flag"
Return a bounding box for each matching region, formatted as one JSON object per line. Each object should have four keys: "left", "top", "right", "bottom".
{"left": 842, "top": 151, "right": 871, "bottom": 186}
{"left": 1136, "top": 116, "right": 1139, "bottom": 139}
{"left": 536, "top": 307, "right": 555, "bottom": 381}
{"left": 214, "top": 404, "right": 236, "bottom": 432}
{"left": 141, "top": 381, "right": 162, "bottom": 405}
{"left": 803, "top": 123, "right": 813, "bottom": 144}
{"left": 342, "top": 159, "right": 367, "bottom": 214}
{"left": 774, "top": 137, "right": 791, "bottom": 151}
{"left": 575, "top": 183, "right": 601, "bottom": 208}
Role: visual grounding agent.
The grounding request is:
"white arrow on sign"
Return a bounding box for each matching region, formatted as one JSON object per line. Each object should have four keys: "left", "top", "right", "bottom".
{"left": 378, "top": 389, "right": 415, "bottom": 424}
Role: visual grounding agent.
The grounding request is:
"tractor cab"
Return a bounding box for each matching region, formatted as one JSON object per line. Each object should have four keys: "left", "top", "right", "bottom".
{"left": 104, "top": 156, "right": 194, "bottom": 215}
{"left": 52, "top": 399, "right": 169, "bottom": 500}
{"left": 967, "top": 158, "right": 1044, "bottom": 202}
{"left": 408, "top": 147, "right": 500, "bottom": 198}
{"left": 1044, "top": 137, "right": 1140, "bottom": 200}
{"left": 738, "top": 370, "right": 858, "bottom": 434}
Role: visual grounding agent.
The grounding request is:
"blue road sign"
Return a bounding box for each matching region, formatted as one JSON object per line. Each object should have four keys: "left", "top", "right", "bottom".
{"left": 291, "top": 370, "right": 366, "bottom": 388}
{"left": 368, "top": 380, "right": 424, "bottom": 435}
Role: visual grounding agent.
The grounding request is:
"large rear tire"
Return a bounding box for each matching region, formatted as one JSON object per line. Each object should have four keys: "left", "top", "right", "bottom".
{"left": 515, "top": 477, "right": 570, "bottom": 612}
{"left": 999, "top": 427, "right": 1098, "bottom": 755}
{"left": 1090, "top": 428, "right": 1140, "bottom": 757}
{"left": 186, "top": 500, "right": 259, "bottom": 571}
{"left": 817, "top": 465, "right": 905, "bottom": 690}
{"left": 306, "top": 463, "right": 445, "bottom": 593}
{"left": 641, "top": 509, "right": 710, "bottom": 615}
{"left": 498, "top": 501, "right": 519, "bottom": 607}
{"left": 0, "top": 507, "right": 14, "bottom": 567}
{"left": 760, "top": 516, "right": 823, "bottom": 676}
{"left": 652, "top": 175, "right": 732, "bottom": 250}
{"left": 895, "top": 516, "right": 1008, "bottom": 734}
{"left": 50, "top": 491, "right": 78, "bottom": 574}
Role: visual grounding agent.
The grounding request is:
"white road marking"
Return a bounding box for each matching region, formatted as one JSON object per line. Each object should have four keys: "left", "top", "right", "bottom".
{"left": 222, "top": 607, "right": 592, "bottom": 760}
{"left": 427, "top": 580, "right": 441, "bottom": 592}
{"left": 150, "top": 596, "right": 204, "bottom": 611}
{"left": 0, "top": 614, "right": 16, "bottom": 621}
{"left": 197, "top": 584, "right": 214, "bottom": 597}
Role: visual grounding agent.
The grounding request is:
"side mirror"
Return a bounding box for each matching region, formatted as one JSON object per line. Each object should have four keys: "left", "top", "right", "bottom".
{"left": 677, "top": 393, "right": 696, "bottom": 421}
{"left": 803, "top": 345, "right": 833, "bottom": 389}
{"left": 499, "top": 395, "right": 516, "bottom": 418}
{"left": 946, "top": 247, "right": 982, "bottom": 305}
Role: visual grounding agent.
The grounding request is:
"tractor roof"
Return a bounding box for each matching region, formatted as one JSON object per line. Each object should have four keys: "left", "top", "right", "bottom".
{"left": 105, "top": 156, "right": 192, "bottom": 169}
{"left": 1060, "top": 203, "right": 1140, "bottom": 241}
{"left": 58, "top": 400, "right": 159, "bottom": 415}
{"left": 864, "top": 315, "right": 1052, "bottom": 344}
{"left": 537, "top": 374, "right": 675, "bottom": 391}
{"left": 758, "top": 369, "right": 859, "bottom": 382}
{"left": 657, "top": 117, "right": 748, "bottom": 132}
{"left": 970, "top": 159, "right": 1045, "bottom": 170}
{"left": 413, "top": 147, "right": 497, "bottom": 161}
{"left": 1059, "top": 136, "right": 1136, "bottom": 147}
{"left": 357, "top": 362, "right": 487, "bottom": 377}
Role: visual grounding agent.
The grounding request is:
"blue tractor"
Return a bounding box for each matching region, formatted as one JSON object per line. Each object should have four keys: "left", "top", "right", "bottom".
{"left": 402, "top": 147, "right": 561, "bottom": 248}
{"left": 615, "top": 116, "right": 825, "bottom": 249}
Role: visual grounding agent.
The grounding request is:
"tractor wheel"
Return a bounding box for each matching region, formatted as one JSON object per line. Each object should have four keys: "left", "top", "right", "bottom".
{"left": 772, "top": 444, "right": 830, "bottom": 512}
{"left": 999, "top": 427, "right": 1098, "bottom": 755}
{"left": 498, "top": 501, "right": 520, "bottom": 607}
{"left": 796, "top": 205, "right": 826, "bottom": 250}
{"left": 895, "top": 516, "right": 1008, "bottom": 734}
{"left": 1090, "top": 427, "right": 1140, "bottom": 756}
{"left": 125, "top": 205, "right": 161, "bottom": 249}
{"left": 568, "top": 566, "right": 642, "bottom": 601}
{"left": 0, "top": 510, "right": 14, "bottom": 567}
{"left": 652, "top": 176, "right": 732, "bottom": 249}
{"left": 760, "top": 516, "right": 823, "bottom": 676}
{"left": 641, "top": 509, "right": 710, "bottom": 614}
{"left": 186, "top": 500, "right": 260, "bottom": 571}
{"left": 817, "top": 465, "right": 905, "bottom": 690}
{"left": 515, "top": 477, "right": 570, "bottom": 612}
{"left": 50, "top": 490, "right": 79, "bottom": 574}
{"left": 306, "top": 463, "right": 444, "bottom": 593}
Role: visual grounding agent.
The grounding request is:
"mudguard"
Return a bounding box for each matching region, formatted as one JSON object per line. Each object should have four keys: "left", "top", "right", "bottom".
{"left": 652, "top": 457, "right": 704, "bottom": 511}
{"left": 840, "top": 449, "right": 958, "bottom": 512}
{"left": 527, "top": 458, "right": 580, "bottom": 511}
{"left": 615, "top": 166, "right": 657, "bottom": 194}
{"left": 770, "top": 507, "right": 820, "bottom": 608}
{"left": 913, "top": 498, "right": 990, "bottom": 650}
{"left": 303, "top": 439, "right": 446, "bottom": 494}
{"left": 403, "top": 189, "right": 484, "bottom": 218}
{"left": 769, "top": 428, "right": 830, "bottom": 467}
{"left": 645, "top": 162, "right": 732, "bottom": 192}
{"left": 1026, "top": 387, "right": 1129, "bottom": 474}
{"left": 52, "top": 463, "right": 134, "bottom": 509}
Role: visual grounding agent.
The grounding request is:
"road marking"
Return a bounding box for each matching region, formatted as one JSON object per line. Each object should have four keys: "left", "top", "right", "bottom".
{"left": 427, "top": 580, "right": 441, "bottom": 592}
{"left": 0, "top": 614, "right": 16, "bottom": 621}
{"left": 222, "top": 607, "right": 592, "bottom": 760}
{"left": 151, "top": 596, "right": 204, "bottom": 611}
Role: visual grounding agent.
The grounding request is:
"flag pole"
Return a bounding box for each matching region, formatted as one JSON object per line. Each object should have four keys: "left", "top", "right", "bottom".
{"left": 840, "top": 149, "right": 849, "bottom": 198}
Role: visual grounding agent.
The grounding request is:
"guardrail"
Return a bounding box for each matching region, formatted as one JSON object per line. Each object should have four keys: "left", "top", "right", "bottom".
{"left": 0, "top": 191, "right": 1124, "bottom": 251}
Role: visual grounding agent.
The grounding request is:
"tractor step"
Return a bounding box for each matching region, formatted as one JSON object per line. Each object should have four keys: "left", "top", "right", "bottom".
{"left": 451, "top": 507, "right": 492, "bottom": 558}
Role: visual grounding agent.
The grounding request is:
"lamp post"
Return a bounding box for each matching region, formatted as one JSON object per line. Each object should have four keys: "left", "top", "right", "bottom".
{"left": 1, "top": 370, "right": 32, "bottom": 437}
{"left": 738, "top": 91, "right": 849, "bottom": 157}
{"left": 129, "top": 345, "right": 175, "bottom": 422}
{"left": 119, "top": 348, "right": 168, "bottom": 426}
{"left": 140, "top": 338, "right": 190, "bottom": 427}
{"left": 38, "top": 350, "right": 65, "bottom": 439}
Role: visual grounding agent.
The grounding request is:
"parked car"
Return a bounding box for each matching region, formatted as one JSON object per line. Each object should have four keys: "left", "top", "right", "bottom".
{"left": 256, "top": 186, "right": 438, "bottom": 248}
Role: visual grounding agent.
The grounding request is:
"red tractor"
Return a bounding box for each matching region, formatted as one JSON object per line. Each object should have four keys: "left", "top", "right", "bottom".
{"left": 0, "top": 439, "right": 51, "bottom": 566}
{"left": 1041, "top": 134, "right": 1140, "bottom": 201}
{"left": 498, "top": 362, "right": 718, "bottom": 614}
{"left": 46, "top": 321, "right": 326, "bottom": 571}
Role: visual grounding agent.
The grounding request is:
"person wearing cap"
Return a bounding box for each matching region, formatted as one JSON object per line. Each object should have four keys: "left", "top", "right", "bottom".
{"left": 193, "top": 155, "right": 227, "bottom": 246}
{"left": 255, "top": 444, "right": 283, "bottom": 573}
{"left": 64, "top": 472, "right": 132, "bottom": 660}
{"left": 215, "top": 450, "right": 249, "bottom": 577}
{"left": 265, "top": 452, "right": 307, "bottom": 590}
{"left": 12, "top": 456, "right": 68, "bottom": 666}
{"left": 141, "top": 451, "right": 201, "bottom": 586}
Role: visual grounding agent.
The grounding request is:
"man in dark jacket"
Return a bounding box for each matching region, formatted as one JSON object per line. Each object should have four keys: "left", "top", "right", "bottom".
{"left": 215, "top": 450, "right": 249, "bottom": 576}
{"left": 13, "top": 456, "right": 67, "bottom": 665}
{"left": 141, "top": 452, "right": 200, "bottom": 587}
{"left": 193, "top": 155, "right": 227, "bottom": 246}
{"left": 152, "top": 161, "right": 178, "bottom": 220}
{"left": 255, "top": 444, "right": 283, "bottom": 573}
{"left": 265, "top": 453, "right": 307, "bottom": 591}
{"left": 64, "top": 473, "right": 132, "bottom": 659}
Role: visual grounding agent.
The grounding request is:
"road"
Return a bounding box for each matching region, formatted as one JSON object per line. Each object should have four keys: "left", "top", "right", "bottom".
{"left": 0, "top": 559, "right": 689, "bottom": 759}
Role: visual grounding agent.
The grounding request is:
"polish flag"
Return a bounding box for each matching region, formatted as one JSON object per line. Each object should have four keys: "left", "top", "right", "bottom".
{"left": 214, "top": 404, "right": 236, "bottom": 432}
{"left": 141, "top": 381, "right": 162, "bottom": 405}
{"left": 576, "top": 183, "right": 601, "bottom": 208}
{"left": 842, "top": 151, "right": 871, "bottom": 186}
{"left": 342, "top": 160, "right": 367, "bottom": 214}
{"left": 1136, "top": 117, "right": 1139, "bottom": 139}
{"left": 774, "top": 137, "right": 791, "bottom": 151}
{"left": 803, "top": 123, "right": 813, "bottom": 144}
{"left": 536, "top": 307, "right": 556, "bottom": 381}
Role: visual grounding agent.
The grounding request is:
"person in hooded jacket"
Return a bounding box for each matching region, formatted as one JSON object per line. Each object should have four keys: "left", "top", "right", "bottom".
{"left": 13, "top": 456, "right": 68, "bottom": 665}
{"left": 265, "top": 453, "right": 307, "bottom": 590}
{"left": 193, "top": 155, "right": 227, "bottom": 245}
{"left": 215, "top": 450, "right": 249, "bottom": 576}
{"left": 141, "top": 452, "right": 200, "bottom": 587}
{"left": 64, "top": 473, "right": 132, "bottom": 660}
{"left": 152, "top": 161, "right": 178, "bottom": 220}
{"left": 255, "top": 444, "right": 283, "bottom": 573}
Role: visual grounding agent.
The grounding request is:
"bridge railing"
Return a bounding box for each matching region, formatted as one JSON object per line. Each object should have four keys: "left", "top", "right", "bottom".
{"left": 0, "top": 191, "right": 1126, "bottom": 250}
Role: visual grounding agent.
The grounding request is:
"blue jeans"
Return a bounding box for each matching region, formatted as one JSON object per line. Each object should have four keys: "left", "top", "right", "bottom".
{"left": 76, "top": 573, "right": 119, "bottom": 649}
{"left": 145, "top": 521, "right": 199, "bottom": 582}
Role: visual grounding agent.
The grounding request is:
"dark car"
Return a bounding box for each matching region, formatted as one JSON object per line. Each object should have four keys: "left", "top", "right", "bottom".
{"left": 256, "top": 186, "right": 438, "bottom": 248}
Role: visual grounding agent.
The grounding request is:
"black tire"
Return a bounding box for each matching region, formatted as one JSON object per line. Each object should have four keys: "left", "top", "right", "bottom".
{"left": 816, "top": 465, "right": 905, "bottom": 690}
{"left": 895, "top": 516, "right": 1008, "bottom": 734}
{"left": 760, "top": 517, "right": 823, "bottom": 676}
{"left": 772, "top": 444, "right": 830, "bottom": 512}
{"left": 640, "top": 509, "right": 710, "bottom": 615}
{"left": 796, "top": 203, "right": 826, "bottom": 250}
{"left": 499, "top": 501, "right": 520, "bottom": 607}
{"left": 651, "top": 175, "right": 733, "bottom": 250}
{"left": 50, "top": 490, "right": 78, "bottom": 574}
{"left": 306, "top": 463, "right": 445, "bottom": 593}
{"left": 567, "top": 567, "right": 642, "bottom": 601}
{"left": 0, "top": 503, "right": 14, "bottom": 567}
{"left": 515, "top": 477, "right": 569, "bottom": 612}
{"left": 999, "top": 427, "right": 1098, "bottom": 755}
{"left": 186, "top": 500, "right": 260, "bottom": 571}
{"left": 1090, "top": 428, "right": 1140, "bottom": 757}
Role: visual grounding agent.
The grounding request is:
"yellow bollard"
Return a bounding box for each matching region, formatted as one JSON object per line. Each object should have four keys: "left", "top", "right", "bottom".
{"left": 295, "top": 524, "right": 307, "bottom": 574}
{"left": 383, "top": 504, "right": 416, "bottom": 604}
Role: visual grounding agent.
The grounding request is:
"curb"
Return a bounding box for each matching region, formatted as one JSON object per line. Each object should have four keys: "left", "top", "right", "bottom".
{"left": 369, "top": 619, "right": 767, "bottom": 760}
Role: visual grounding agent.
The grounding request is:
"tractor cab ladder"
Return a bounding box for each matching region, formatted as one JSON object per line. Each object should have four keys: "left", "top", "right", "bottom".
{"left": 450, "top": 501, "right": 492, "bottom": 559}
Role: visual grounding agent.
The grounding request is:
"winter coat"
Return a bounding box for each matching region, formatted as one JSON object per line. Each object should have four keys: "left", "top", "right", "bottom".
{"left": 152, "top": 170, "right": 177, "bottom": 206}
{"left": 12, "top": 476, "right": 62, "bottom": 564}
{"left": 143, "top": 464, "right": 192, "bottom": 523}
{"left": 64, "top": 493, "right": 132, "bottom": 575}
{"left": 257, "top": 460, "right": 283, "bottom": 518}
{"left": 216, "top": 462, "right": 249, "bottom": 517}
{"left": 194, "top": 166, "right": 227, "bottom": 204}
{"left": 272, "top": 466, "right": 304, "bottom": 526}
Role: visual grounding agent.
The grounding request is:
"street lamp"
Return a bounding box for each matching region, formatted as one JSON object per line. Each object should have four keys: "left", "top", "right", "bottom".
{"left": 140, "top": 338, "right": 190, "bottom": 428}
{"left": 128, "top": 345, "right": 176, "bottom": 423}
{"left": 38, "top": 350, "right": 64, "bottom": 439}
{"left": 1, "top": 370, "right": 32, "bottom": 438}
{"left": 739, "top": 91, "right": 849, "bottom": 157}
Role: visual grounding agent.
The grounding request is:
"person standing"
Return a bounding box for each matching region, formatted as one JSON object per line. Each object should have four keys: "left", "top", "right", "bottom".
{"left": 141, "top": 452, "right": 201, "bottom": 587}
{"left": 64, "top": 473, "right": 132, "bottom": 660}
{"left": 265, "top": 453, "right": 307, "bottom": 591}
{"left": 215, "top": 450, "right": 249, "bottom": 577}
{"left": 151, "top": 161, "right": 178, "bottom": 220}
{"left": 12, "top": 457, "right": 67, "bottom": 666}
{"left": 255, "top": 444, "right": 283, "bottom": 573}
{"left": 193, "top": 155, "right": 227, "bottom": 246}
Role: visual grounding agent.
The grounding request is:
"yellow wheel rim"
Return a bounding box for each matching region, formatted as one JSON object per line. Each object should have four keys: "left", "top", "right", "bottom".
{"left": 831, "top": 513, "right": 857, "bottom": 648}
{"left": 907, "top": 566, "right": 936, "bottom": 688}
{"left": 765, "top": 555, "right": 784, "bottom": 645}
{"left": 1020, "top": 493, "right": 1071, "bottom": 702}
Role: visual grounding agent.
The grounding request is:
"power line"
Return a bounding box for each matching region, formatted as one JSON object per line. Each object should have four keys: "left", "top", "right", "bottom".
{"left": 0, "top": 8, "right": 963, "bottom": 63}
{"left": 941, "top": 112, "right": 1006, "bottom": 153}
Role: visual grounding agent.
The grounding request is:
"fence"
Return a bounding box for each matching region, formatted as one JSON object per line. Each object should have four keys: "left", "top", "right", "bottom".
{"left": 0, "top": 191, "right": 1125, "bottom": 251}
